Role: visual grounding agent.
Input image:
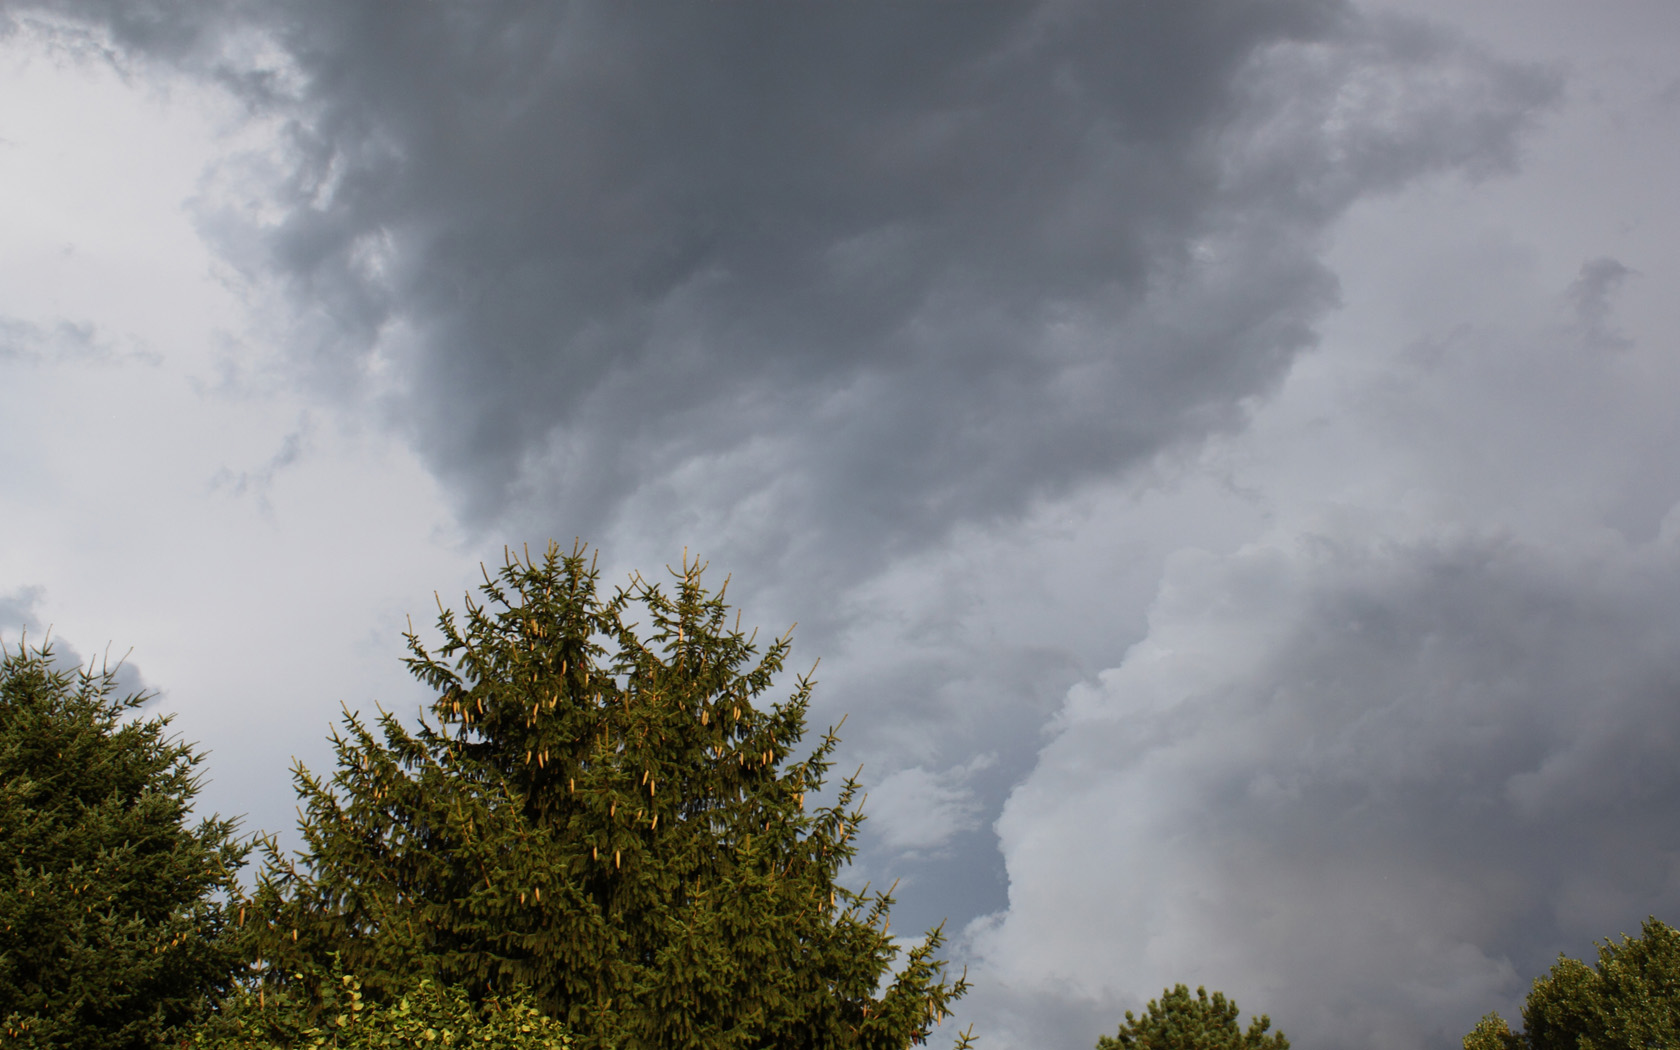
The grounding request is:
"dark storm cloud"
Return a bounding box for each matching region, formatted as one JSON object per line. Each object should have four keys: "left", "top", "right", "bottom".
{"left": 968, "top": 256, "right": 1680, "bottom": 1050}
{"left": 20, "top": 0, "right": 1557, "bottom": 576}
{"left": 15, "top": 0, "right": 1564, "bottom": 979}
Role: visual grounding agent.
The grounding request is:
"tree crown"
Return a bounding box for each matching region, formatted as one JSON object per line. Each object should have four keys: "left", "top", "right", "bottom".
{"left": 0, "top": 638, "right": 246, "bottom": 1050}
{"left": 244, "top": 543, "right": 970, "bottom": 1050}
{"left": 1097, "top": 984, "right": 1288, "bottom": 1050}
{"left": 1466, "top": 917, "right": 1680, "bottom": 1050}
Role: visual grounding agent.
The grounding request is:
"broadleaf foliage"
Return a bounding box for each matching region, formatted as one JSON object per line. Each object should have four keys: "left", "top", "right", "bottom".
{"left": 188, "top": 967, "right": 575, "bottom": 1049}
{"left": 1464, "top": 917, "right": 1680, "bottom": 1050}
{"left": 1097, "top": 985, "right": 1288, "bottom": 1050}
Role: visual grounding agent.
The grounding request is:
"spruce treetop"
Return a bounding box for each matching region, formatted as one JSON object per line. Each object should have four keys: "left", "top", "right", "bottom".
{"left": 246, "top": 542, "right": 970, "bottom": 1050}
{"left": 0, "top": 638, "right": 246, "bottom": 1050}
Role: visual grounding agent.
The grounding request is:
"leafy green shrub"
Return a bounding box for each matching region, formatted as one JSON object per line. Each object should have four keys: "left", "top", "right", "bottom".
{"left": 187, "top": 970, "right": 575, "bottom": 1049}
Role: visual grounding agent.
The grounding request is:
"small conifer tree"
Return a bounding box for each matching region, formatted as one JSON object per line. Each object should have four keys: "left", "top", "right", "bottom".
{"left": 0, "top": 639, "right": 247, "bottom": 1050}
{"left": 1097, "top": 985, "right": 1288, "bottom": 1050}
{"left": 243, "top": 543, "right": 970, "bottom": 1050}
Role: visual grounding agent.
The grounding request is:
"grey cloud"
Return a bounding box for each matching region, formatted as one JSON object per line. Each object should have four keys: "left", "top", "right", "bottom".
{"left": 22, "top": 1, "right": 1557, "bottom": 579}
{"left": 0, "top": 315, "right": 109, "bottom": 363}
{"left": 208, "top": 416, "right": 313, "bottom": 510}
{"left": 0, "top": 585, "right": 45, "bottom": 636}
{"left": 16, "top": 13, "right": 1563, "bottom": 950}
{"left": 52, "top": 640, "right": 153, "bottom": 705}
{"left": 0, "top": 587, "right": 154, "bottom": 703}
{"left": 1567, "top": 256, "right": 1635, "bottom": 350}
{"left": 16, "top": 9, "right": 1561, "bottom": 845}
{"left": 2, "top": 1, "right": 240, "bottom": 72}
{"left": 864, "top": 753, "right": 998, "bottom": 856}
{"left": 0, "top": 314, "right": 163, "bottom": 369}
{"left": 975, "top": 531, "right": 1680, "bottom": 1050}
{"left": 959, "top": 250, "right": 1680, "bottom": 1049}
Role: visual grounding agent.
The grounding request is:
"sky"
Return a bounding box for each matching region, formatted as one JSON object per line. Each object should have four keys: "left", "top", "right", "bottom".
{"left": 2, "top": 2, "right": 1678, "bottom": 1048}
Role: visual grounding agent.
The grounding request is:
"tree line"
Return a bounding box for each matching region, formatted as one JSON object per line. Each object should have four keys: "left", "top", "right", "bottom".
{"left": 2, "top": 543, "right": 1675, "bottom": 1049}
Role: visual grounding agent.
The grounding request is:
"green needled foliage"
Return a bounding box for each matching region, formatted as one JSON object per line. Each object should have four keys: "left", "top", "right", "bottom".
{"left": 242, "top": 542, "right": 971, "bottom": 1050}
{"left": 0, "top": 639, "right": 248, "bottom": 1050}
{"left": 1463, "top": 917, "right": 1680, "bottom": 1050}
{"left": 1097, "top": 985, "right": 1288, "bottom": 1050}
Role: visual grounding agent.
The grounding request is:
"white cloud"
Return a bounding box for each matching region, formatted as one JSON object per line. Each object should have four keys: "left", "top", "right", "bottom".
{"left": 0, "top": 26, "right": 487, "bottom": 846}
{"left": 867, "top": 754, "right": 999, "bottom": 855}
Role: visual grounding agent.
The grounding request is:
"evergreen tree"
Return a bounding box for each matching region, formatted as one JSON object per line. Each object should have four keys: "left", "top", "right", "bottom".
{"left": 1463, "top": 917, "right": 1680, "bottom": 1050}
{"left": 243, "top": 543, "right": 971, "bottom": 1050}
{"left": 1097, "top": 985, "right": 1288, "bottom": 1050}
{"left": 0, "top": 639, "right": 247, "bottom": 1050}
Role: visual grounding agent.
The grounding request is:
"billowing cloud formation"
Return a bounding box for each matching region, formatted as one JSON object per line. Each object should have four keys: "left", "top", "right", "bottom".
{"left": 5, "top": 6, "right": 1565, "bottom": 955}
{"left": 979, "top": 531, "right": 1680, "bottom": 1050}
{"left": 18, "top": 1, "right": 1555, "bottom": 581}
{"left": 970, "top": 260, "right": 1680, "bottom": 1049}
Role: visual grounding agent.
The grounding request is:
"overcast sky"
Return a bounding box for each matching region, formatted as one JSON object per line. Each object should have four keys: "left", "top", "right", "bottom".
{"left": 3, "top": 3, "right": 1679, "bottom": 1048}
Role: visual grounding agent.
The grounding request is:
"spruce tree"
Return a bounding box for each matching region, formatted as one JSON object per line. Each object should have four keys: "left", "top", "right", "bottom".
{"left": 244, "top": 543, "right": 970, "bottom": 1050}
{"left": 0, "top": 639, "right": 247, "bottom": 1050}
